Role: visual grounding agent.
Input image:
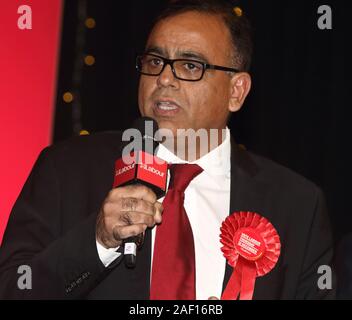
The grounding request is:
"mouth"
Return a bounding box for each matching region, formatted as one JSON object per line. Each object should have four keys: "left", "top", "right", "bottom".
{"left": 153, "top": 99, "right": 181, "bottom": 116}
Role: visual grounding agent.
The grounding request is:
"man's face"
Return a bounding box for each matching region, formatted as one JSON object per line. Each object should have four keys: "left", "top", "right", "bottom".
{"left": 138, "top": 11, "right": 237, "bottom": 135}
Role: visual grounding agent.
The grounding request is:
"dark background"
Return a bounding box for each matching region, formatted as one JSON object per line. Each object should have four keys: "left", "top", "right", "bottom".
{"left": 53, "top": 0, "right": 349, "bottom": 244}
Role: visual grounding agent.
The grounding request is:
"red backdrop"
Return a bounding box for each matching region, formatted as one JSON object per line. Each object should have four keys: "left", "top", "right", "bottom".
{"left": 0, "top": 0, "right": 63, "bottom": 244}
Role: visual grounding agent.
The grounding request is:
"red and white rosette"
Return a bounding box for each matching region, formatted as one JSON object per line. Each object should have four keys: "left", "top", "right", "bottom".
{"left": 220, "top": 211, "right": 281, "bottom": 300}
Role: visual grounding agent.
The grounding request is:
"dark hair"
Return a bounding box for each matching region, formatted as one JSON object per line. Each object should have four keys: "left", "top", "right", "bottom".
{"left": 152, "top": 0, "right": 253, "bottom": 71}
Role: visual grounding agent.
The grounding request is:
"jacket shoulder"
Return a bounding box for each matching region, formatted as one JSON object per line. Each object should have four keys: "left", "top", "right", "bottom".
{"left": 41, "top": 131, "right": 123, "bottom": 163}
{"left": 246, "top": 150, "right": 322, "bottom": 198}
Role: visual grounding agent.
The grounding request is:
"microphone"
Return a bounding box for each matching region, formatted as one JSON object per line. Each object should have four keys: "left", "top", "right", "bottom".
{"left": 113, "top": 117, "right": 168, "bottom": 268}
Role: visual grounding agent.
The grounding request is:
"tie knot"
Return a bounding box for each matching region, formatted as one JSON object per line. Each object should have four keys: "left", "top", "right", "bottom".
{"left": 168, "top": 163, "right": 203, "bottom": 193}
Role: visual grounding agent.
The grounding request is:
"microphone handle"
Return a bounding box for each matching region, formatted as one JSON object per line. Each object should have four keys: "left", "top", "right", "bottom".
{"left": 124, "top": 233, "right": 144, "bottom": 268}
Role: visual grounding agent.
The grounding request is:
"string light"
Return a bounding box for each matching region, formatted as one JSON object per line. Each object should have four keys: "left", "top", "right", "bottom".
{"left": 69, "top": 0, "right": 88, "bottom": 135}
{"left": 233, "top": 6, "right": 243, "bottom": 17}
{"left": 63, "top": 92, "right": 74, "bottom": 103}
{"left": 79, "top": 130, "right": 90, "bottom": 135}
{"left": 84, "top": 55, "right": 95, "bottom": 66}
{"left": 62, "top": 3, "right": 95, "bottom": 137}
{"left": 85, "top": 17, "right": 96, "bottom": 29}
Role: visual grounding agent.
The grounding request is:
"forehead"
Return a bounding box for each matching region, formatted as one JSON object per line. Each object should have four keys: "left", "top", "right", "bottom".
{"left": 146, "top": 11, "right": 233, "bottom": 63}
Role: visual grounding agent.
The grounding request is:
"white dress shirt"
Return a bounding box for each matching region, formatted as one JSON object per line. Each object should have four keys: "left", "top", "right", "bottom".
{"left": 97, "top": 127, "right": 232, "bottom": 300}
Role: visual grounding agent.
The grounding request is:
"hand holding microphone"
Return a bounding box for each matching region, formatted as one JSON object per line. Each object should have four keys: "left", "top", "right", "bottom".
{"left": 96, "top": 117, "right": 167, "bottom": 268}
{"left": 95, "top": 184, "right": 163, "bottom": 248}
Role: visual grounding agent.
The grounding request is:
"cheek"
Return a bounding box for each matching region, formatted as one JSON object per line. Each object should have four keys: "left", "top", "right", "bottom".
{"left": 138, "top": 82, "right": 143, "bottom": 113}
{"left": 195, "top": 82, "right": 230, "bottom": 125}
{"left": 138, "top": 79, "right": 146, "bottom": 101}
{"left": 138, "top": 79, "right": 152, "bottom": 112}
{"left": 193, "top": 83, "right": 222, "bottom": 112}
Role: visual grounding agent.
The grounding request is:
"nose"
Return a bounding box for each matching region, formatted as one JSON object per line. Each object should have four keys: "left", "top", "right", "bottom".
{"left": 157, "top": 63, "right": 179, "bottom": 88}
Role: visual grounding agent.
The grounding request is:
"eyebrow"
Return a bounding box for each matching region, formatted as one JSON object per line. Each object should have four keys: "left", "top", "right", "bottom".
{"left": 145, "top": 46, "right": 164, "bottom": 56}
{"left": 179, "top": 51, "right": 210, "bottom": 64}
{"left": 145, "top": 46, "right": 210, "bottom": 64}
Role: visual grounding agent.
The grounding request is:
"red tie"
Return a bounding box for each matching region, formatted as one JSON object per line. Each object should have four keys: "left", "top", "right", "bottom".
{"left": 150, "top": 163, "right": 203, "bottom": 300}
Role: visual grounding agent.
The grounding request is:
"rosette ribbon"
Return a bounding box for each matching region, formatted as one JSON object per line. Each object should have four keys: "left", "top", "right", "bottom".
{"left": 220, "top": 211, "right": 281, "bottom": 300}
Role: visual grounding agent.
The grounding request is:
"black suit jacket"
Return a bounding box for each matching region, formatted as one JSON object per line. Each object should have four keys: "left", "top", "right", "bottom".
{"left": 335, "top": 233, "right": 352, "bottom": 299}
{"left": 0, "top": 131, "right": 335, "bottom": 299}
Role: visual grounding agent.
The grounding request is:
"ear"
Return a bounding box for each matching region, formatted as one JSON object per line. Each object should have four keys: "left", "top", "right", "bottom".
{"left": 228, "top": 72, "right": 252, "bottom": 113}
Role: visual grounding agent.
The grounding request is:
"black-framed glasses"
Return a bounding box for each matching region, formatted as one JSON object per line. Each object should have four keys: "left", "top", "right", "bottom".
{"left": 136, "top": 53, "right": 240, "bottom": 82}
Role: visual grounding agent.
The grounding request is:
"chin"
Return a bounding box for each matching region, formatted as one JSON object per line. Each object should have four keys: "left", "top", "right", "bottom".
{"left": 156, "top": 120, "right": 177, "bottom": 133}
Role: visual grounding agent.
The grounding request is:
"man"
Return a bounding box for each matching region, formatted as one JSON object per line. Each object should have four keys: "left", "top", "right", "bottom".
{"left": 0, "top": 0, "right": 334, "bottom": 299}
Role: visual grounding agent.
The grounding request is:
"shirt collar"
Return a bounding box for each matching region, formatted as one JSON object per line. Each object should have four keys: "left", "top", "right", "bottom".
{"left": 156, "top": 127, "right": 231, "bottom": 179}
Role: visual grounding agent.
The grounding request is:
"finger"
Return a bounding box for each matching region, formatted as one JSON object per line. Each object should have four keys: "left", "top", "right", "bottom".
{"left": 112, "top": 223, "right": 147, "bottom": 241}
{"left": 119, "top": 197, "right": 156, "bottom": 215}
{"left": 110, "top": 185, "right": 157, "bottom": 203}
{"left": 154, "top": 201, "right": 164, "bottom": 224}
{"left": 103, "top": 199, "right": 156, "bottom": 220}
{"left": 208, "top": 296, "right": 219, "bottom": 300}
{"left": 119, "top": 211, "right": 156, "bottom": 228}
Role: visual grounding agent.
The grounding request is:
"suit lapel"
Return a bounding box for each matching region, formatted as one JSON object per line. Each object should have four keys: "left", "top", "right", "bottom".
{"left": 222, "top": 138, "right": 261, "bottom": 294}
